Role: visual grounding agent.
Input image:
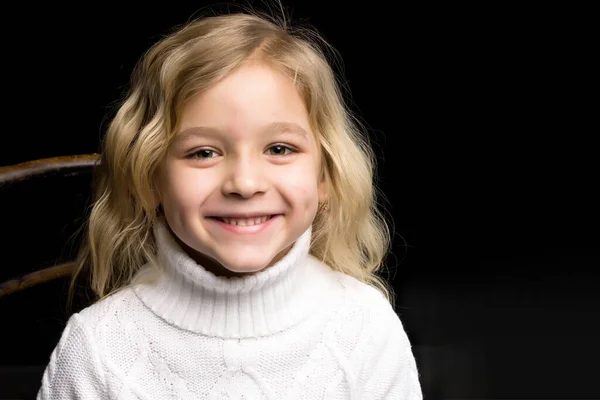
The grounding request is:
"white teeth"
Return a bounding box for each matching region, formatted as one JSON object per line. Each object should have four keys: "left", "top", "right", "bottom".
{"left": 221, "top": 215, "right": 271, "bottom": 226}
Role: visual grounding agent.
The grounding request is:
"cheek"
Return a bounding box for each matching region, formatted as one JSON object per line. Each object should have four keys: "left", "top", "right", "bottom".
{"left": 161, "top": 168, "right": 212, "bottom": 211}
{"left": 275, "top": 164, "right": 320, "bottom": 208}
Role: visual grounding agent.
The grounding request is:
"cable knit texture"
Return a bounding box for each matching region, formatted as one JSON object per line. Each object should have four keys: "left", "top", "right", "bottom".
{"left": 38, "top": 219, "right": 422, "bottom": 399}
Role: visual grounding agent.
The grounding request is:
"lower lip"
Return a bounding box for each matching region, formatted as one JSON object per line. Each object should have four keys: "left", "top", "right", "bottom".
{"left": 208, "top": 215, "right": 279, "bottom": 234}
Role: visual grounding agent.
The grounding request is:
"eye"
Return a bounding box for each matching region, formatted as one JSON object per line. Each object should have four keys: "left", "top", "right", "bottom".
{"left": 188, "top": 149, "right": 218, "bottom": 160}
{"left": 267, "top": 144, "right": 296, "bottom": 156}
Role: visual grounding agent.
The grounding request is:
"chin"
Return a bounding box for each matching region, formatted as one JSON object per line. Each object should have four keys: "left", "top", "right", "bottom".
{"left": 221, "top": 257, "right": 274, "bottom": 274}
{"left": 227, "top": 266, "right": 269, "bottom": 276}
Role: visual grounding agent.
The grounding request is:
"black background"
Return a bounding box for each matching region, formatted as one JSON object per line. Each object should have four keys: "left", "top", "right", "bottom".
{"left": 1, "top": 1, "right": 598, "bottom": 399}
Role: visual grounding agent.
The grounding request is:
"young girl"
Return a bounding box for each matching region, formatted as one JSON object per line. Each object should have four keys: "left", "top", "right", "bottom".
{"left": 38, "top": 9, "right": 422, "bottom": 400}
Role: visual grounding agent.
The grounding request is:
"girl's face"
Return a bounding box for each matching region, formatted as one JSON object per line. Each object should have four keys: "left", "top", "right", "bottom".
{"left": 158, "top": 62, "right": 326, "bottom": 278}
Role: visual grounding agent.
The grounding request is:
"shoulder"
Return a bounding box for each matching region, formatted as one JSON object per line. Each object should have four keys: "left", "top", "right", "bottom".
{"left": 75, "top": 286, "right": 139, "bottom": 326}
{"left": 336, "top": 272, "right": 390, "bottom": 304}
{"left": 306, "top": 254, "right": 408, "bottom": 337}
{"left": 308, "top": 256, "right": 391, "bottom": 306}
{"left": 335, "top": 270, "right": 399, "bottom": 321}
{"left": 328, "top": 268, "right": 412, "bottom": 347}
{"left": 36, "top": 291, "right": 139, "bottom": 398}
{"left": 334, "top": 271, "right": 421, "bottom": 391}
{"left": 69, "top": 286, "right": 151, "bottom": 352}
{"left": 43, "top": 290, "right": 136, "bottom": 366}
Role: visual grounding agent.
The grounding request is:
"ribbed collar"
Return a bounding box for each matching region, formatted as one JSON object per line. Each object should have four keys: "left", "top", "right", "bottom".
{"left": 133, "top": 218, "right": 335, "bottom": 338}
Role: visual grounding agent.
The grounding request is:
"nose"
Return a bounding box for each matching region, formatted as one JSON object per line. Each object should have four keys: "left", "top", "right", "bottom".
{"left": 221, "top": 154, "right": 269, "bottom": 198}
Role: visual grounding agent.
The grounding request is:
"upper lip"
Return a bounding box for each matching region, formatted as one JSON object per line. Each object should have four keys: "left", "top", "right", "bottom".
{"left": 209, "top": 213, "right": 278, "bottom": 219}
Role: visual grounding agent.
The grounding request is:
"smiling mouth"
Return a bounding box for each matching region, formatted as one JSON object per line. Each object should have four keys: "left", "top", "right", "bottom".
{"left": 208, "top": 215, "right": 277, "bottom": 226}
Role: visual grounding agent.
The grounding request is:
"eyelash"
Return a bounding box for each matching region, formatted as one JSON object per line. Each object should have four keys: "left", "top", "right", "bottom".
{"left": 187, "top": 144, "right": 297, "bottom": 160}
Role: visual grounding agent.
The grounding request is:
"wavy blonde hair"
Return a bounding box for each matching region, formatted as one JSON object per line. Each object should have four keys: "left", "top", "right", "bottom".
{"left": 69, "top": 9, "right": 396, "bottom": 309}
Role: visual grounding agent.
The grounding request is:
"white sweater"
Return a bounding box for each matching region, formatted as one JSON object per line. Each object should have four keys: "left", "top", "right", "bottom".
{"left": 38, "top": 220, "right": 422, "bottom": 399}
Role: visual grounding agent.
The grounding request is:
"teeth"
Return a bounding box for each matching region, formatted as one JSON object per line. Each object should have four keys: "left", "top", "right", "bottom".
{"left": 221, "top": 215, "right": 271, "bottom": 226}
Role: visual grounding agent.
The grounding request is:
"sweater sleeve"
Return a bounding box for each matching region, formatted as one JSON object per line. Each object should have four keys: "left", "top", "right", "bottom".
{"left": 358, "top": 307, "right": 423, "bottom": 400}
{"left": 37, "top": 313, "right": 107, "bottom": 399}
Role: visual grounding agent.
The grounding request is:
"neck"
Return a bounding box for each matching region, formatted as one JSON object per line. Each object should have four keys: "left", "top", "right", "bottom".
{"left": 132, "top": 218, "right": 337, "bottom": 338}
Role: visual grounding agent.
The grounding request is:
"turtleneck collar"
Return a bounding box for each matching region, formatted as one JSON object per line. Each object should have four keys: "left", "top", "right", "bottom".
{"left": 133, "top": 218, "right": 336, "bottom": 338}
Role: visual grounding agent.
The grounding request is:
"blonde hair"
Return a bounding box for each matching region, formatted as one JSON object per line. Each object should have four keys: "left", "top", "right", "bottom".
{"left": 69, "top": 9, "right": 396, "bottom": 309}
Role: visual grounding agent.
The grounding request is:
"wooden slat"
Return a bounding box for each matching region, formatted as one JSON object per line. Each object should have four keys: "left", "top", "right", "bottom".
{"left": 0, "top": 154, "right": 98, "bottom": 296}
{"left": 0, "top": 154, "right": 100, "bottom": 185}
{"left": 0, "top": 262, "right": 77, "bottom": 297}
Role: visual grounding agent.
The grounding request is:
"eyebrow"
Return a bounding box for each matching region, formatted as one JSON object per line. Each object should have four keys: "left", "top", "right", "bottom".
{"left": 176, "top": 122, "right": 309, "bottom": 142}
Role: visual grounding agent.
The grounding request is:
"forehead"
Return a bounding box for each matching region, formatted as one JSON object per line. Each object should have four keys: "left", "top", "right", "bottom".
{"left": 177, "top": 62, "right": 313, "bottom": 141}
{"left": 176, "top": 121, "right": 310, "bottom": 144}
